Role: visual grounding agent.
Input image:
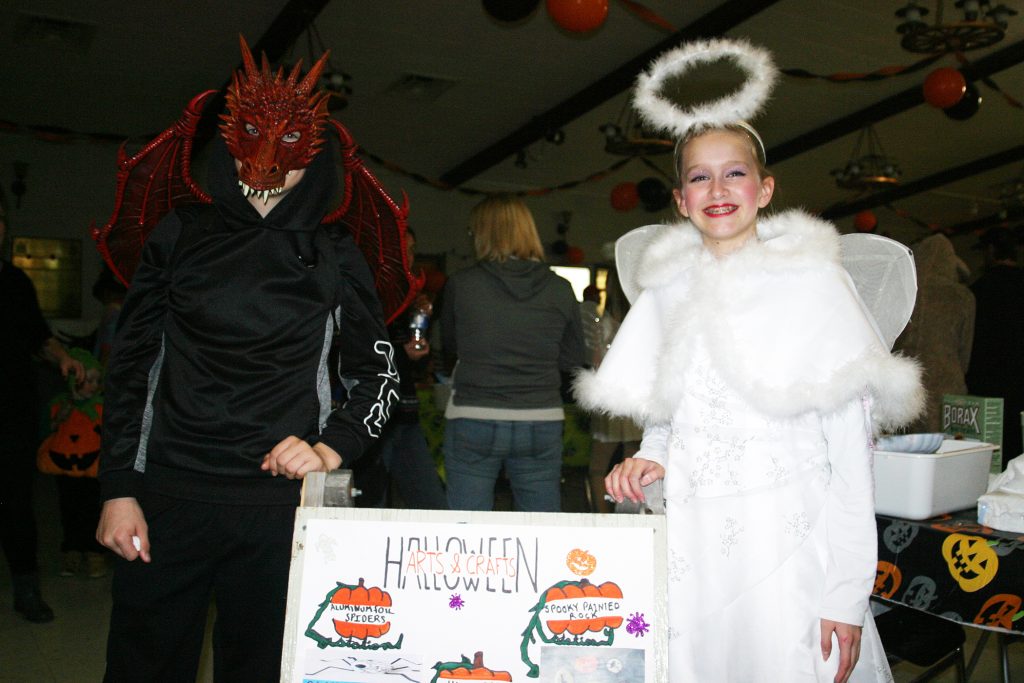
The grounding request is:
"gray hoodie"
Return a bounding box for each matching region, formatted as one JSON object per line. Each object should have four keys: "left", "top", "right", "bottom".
{"left": 440, "top": 259, "right": 585, "bottom": 411}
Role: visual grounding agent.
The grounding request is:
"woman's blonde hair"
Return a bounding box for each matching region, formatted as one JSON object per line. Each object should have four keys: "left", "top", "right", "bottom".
{"left": 469, "top": 194, "right": 545, "bottom": 262}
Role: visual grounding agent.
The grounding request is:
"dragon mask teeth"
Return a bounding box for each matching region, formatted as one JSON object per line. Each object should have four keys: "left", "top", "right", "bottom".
{"left": 238, "top": 180, "right": 286, "bottom": 204}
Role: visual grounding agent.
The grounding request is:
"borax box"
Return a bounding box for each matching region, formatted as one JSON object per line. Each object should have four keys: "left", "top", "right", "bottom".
{"left": 942, "top": 394, "right": 1003, "bottom": 473}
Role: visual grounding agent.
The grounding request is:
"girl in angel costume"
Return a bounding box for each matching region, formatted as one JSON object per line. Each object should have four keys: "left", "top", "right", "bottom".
{"left": 575, "top": 40, "right": 922, "bottom": 682}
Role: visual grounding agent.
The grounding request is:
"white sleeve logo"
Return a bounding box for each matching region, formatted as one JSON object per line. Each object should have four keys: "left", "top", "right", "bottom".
{"left": 363, "top": 340, "right": 399, "bottom": 438}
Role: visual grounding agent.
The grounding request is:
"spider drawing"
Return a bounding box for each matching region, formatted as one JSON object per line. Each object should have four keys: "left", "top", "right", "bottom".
{"left": 307, "top": 655, "right": 420, "bottom": 681}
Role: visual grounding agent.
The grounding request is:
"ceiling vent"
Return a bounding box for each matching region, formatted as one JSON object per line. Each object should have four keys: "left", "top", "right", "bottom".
{"left": 384, "top": 73, "right": 457, "bottom": 102}
{"left": 14, "top": 12, "right": 96, "bottom": 54}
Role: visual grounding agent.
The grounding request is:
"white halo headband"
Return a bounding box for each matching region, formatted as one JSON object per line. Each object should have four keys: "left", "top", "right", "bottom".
{"left": 634, "top": 38, "right": 779, "bottom": 142}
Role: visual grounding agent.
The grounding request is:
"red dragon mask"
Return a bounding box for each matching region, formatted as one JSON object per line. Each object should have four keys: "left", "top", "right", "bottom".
{"left": 92, "top": 34, "right": 422, "bottom": 323}
{"left": 220, "top": 35, "right": 331, "bottom": 202}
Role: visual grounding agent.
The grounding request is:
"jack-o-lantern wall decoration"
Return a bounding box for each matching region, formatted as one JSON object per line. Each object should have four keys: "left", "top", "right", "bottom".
{"left": 432, "top": 650, "right": 512, "bottom": 682}
{"left": 37, "top": 404, "right": 103, "bottom": 477}
{"left": 942, "top": 533, "right": 999, "bottom": 593}
{"left": 874, "top": 561, "right": 903, "bottom": 598}
{"left": 973, "top": 593, "right": 1023, "bottom": 630}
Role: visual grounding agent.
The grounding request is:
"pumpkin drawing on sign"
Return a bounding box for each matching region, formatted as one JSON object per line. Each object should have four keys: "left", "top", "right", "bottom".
{"left": 519, "top": 578, "right": 624, "bottom": 677}
{"left": 432, "top": 650, "right": 512, "bottom": 683}
{"left": 303, "top": 578, "right": 404, "bottom": 651}
{"left": 565, "top": 548, "right": 597, "bottom": 577}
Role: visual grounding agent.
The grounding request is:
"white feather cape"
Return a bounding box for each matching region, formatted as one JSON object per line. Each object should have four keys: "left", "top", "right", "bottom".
{"left": 574, "top": 209, "right": 923, "bottom": 431}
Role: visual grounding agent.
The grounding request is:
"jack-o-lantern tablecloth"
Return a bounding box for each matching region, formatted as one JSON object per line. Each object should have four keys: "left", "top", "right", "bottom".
{"left": 874, "top": 510, "right": 1024, "bottom": 634}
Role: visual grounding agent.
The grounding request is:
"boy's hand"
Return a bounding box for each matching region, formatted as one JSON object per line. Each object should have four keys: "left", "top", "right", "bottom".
{"left": 97, "top": 497, "right": 151, "bottom": 562}
{"left": 262, "top": 436, "right": 342, "bottom": 479}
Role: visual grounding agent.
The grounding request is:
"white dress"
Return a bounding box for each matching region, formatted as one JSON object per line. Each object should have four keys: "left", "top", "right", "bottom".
{"left": 649, "top": 338, "right": 892, "bottom": 681}
{"left": 575, "top": 210, "right": 922, "bottom": 682}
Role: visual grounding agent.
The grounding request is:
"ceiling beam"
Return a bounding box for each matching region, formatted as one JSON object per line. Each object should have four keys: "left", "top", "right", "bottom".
{"left": 439, "top": 0, "right": 783, "bottom": 188}
{"left": 769, "top": 39, "right": 1024, "bottom": 166}
{"left": 820, "top": 144, "right": 1024, "bottom": 221}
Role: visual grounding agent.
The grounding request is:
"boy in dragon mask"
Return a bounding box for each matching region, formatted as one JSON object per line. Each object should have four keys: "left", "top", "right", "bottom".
{"left": 95, "top": 37, "right": 405, "bottom": 681}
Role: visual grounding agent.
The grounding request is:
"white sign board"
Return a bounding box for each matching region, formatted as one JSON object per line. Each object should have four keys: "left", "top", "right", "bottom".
{"left": 282, "top": 508, "right": 666, "bottom": 683}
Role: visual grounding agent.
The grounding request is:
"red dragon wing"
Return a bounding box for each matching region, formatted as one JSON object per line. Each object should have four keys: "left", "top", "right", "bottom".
{"left": 90, "top": 91, "right": 216, "bottom": 286}
{"left": 324, "top": 119, "right": 423, "bottom": 325}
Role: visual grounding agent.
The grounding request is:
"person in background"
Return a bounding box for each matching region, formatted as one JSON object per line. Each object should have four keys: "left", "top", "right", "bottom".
{"left": 0, "top": 190, "right": 84, "bottom": 623}
{"left": 37, "top": 348, "right": 109, "bottom": 578}
{"left": 967, "top": 228, "right": 1024, "bottom": 466}
{"left": 894, "top": 233, "right": 975, "bottom": 433}
{"left": 441, "top": 194, "right": 585, "bottom": 512}
{"left": 363, "top": 228, "right": 448, "bottom": 509}
{"left": 91, "top": 267, "right": 127, "bottom": 366}
{"left": 580, "top": 276, "right": 641, "bottom": 513}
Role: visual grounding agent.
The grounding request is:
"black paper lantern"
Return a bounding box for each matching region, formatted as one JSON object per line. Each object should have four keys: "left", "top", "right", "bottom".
{"left": 483, "top": 0, "right": 540, "bottom": 23}
{"left": 637, "top": 177, "right": 672, "bottom": 212}
{"left": 944, "top": 81, "right": 981, "bottom": 121}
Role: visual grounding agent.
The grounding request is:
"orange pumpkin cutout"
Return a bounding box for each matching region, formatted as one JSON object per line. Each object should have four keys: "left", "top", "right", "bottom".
{"left": 565, "top": 548, "right": 596, "bottom": 577}
{"left": 330, "top": 577, "right": 392, "bottom": 640}
{"left": 942, "top": 534, "right": 999, "bottom": 593}
{"left": 873, "top": 561, "right": 902, "bottom": 598}
{"left": 434, "top": 650, "right": 512, "bottom": 682}
{"left": 544, "top": 578, "right": 623, "bottom": 635}
{"left": 37, "top": 404, "right": 103, "bottom": 477}
{"left": 974, "top": 593, "right": 1023, "bottom": 630}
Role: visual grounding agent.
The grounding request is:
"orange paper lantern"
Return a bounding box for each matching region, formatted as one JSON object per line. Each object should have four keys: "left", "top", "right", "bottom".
{"left": 923, "top": 68, "right": 967, "bottom": 109}
{"left": 609, "top": 181, "right": 639, "bottom": 212}
{"left": 546, "top": 0, "right": 609, "bottom": 33}
{"left": 854, "top": 210, "right": 877, "bottom": 233}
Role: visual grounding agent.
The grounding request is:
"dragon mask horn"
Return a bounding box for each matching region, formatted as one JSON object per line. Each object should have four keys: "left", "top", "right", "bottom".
{"left": 238, "top": 34, "right": 259, "bottom": 82}
{"left": 297, "top": 49, "right": 330, "bottom": 97}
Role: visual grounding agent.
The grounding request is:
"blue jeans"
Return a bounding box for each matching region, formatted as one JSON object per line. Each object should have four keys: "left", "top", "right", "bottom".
{"left": 378, "top": 421, "right": 448, "bottom": 510}
{"left": 444, "top": 418, "right": 563, "bottom": 512}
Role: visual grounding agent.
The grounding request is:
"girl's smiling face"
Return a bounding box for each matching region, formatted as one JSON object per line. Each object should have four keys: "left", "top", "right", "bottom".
{"left": 673, "top": 129, "right": 775, "bottom": 256}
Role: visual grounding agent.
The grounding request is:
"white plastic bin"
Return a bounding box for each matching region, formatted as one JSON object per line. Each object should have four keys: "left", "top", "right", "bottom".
{"left": 873, "top": 440, "right": 995, "bottom": 520}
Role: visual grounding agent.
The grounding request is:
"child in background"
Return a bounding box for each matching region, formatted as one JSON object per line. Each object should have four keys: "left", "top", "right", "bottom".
{"left": 37, "top": 348, "right": 108, "bottom": 578}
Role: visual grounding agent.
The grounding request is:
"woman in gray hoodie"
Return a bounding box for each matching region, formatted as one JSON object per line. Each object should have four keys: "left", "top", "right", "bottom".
{"left": 440, "top": 194, "right": 585, "bottom": 511}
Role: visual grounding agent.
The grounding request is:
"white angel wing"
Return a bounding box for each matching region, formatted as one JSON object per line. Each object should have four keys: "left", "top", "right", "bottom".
{"left": 615, "top": 224, "right": 666, "bottom": 304}
{"left": 839, "top": 233, "right": 918, "bottom": 351}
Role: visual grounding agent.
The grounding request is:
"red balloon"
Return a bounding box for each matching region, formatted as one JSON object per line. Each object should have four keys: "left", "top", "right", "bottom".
{"left": 854, "top": 210, "right": 877, "bottom": 233}
{"left": 566, "top": 245, "right": 585, "bottom": 264}
{"left": 923, "top": 68, "right": 966, "bottom": 109}
{"left": 546, "top": 0, "right": 609, "bottom": 33}
{"left": 610, "top": 181, "right": 639, "bottom": 212}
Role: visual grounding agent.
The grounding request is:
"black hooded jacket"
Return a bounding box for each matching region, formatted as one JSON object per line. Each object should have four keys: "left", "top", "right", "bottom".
{"left": 99, "top": 137, "right": 397, "bottom": 505}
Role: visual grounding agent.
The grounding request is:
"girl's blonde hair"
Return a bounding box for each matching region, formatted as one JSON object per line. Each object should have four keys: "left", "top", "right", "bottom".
{"left": 469, "top": 194, "right": 545, "bottom": 262}
{"left": 674, "top": 124, "right": 773, "bottom": 183}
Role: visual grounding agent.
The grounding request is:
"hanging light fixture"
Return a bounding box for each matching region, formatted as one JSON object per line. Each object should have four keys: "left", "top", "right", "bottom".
{"left": 895, "top": 0, "right": 1016, "bottom": 54}
{"left": 831, "top": 126, "right": 903, "bottom": 191}
{"left": 599, "top": 99, "right": 673, "bottom": 156}
{"left": 290, "top": 21, "right": 353, "bottom": 112}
